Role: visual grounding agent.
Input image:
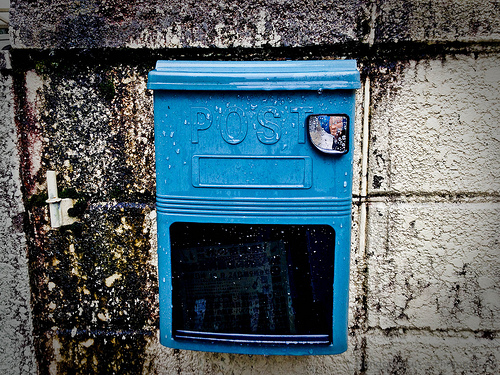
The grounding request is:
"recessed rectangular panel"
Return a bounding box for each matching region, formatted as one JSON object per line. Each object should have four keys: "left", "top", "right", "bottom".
{"left": 192, "top": 156, "right": 312, "bottom": 188}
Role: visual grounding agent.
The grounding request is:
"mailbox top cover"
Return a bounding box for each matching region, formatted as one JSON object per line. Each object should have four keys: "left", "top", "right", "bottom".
{"left": 147, "top": 60, "right": 360, "bottom": 91}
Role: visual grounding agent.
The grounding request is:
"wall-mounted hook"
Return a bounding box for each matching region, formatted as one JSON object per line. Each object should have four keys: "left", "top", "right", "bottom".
{"left": 46, "top": 171, "right": 78, "bottom": 228}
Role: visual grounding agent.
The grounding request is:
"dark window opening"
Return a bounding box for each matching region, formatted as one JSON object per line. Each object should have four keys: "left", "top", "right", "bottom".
{"left": 170, "top": 223, "right": 335, "bottom": 344}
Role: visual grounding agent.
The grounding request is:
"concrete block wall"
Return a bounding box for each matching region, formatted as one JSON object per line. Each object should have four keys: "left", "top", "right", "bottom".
{"left": 0, "top": 51, "right": 37, "bottom": 374}
{"left": 2, "top": 0, "right": 499, "bottom": 373}
{"left": 362, "top": 52, "right": 500, "bottom": 373}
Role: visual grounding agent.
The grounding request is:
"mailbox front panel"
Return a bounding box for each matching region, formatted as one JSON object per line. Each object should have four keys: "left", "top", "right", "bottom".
{"left": 171, "top": 223, "right": 335, "bottom": 342}
{"left": 148, "top": 61, "right": 360, "bottom": 355}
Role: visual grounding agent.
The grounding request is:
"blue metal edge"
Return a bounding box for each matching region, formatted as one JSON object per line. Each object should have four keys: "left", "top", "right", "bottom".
{"left": 147, "top": 60, "right": 361, "bottom": 91}
{"left": 156, "top": 213, "right": 351, "bottom": 356}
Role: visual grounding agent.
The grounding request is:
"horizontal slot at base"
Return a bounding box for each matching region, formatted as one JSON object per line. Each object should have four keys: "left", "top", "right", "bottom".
{"left": 174, "top": 330, "right": 331, "bottom": 345}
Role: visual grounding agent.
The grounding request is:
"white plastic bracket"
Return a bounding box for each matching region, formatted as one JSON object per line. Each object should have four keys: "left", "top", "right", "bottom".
{"left": 46, "top": 171, "right": 78, "bottom": 228}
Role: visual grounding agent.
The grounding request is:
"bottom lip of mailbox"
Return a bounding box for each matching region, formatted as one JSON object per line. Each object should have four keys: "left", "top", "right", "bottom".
{"left": 174, "top": 330, "right": 331, "bottom": 345}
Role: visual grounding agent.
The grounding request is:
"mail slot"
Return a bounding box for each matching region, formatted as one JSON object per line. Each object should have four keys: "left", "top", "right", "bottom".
{"left": 148, "top": 60, "right": 360, "bottom": 355}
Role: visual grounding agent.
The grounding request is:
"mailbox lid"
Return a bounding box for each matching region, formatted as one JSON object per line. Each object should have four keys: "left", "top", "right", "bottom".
{"left": 147, "top": 60, "right": 361, "bottom": 91}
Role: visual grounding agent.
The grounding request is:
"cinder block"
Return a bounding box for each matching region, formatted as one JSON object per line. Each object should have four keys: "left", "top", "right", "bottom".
{"left": 143, "top": 331, "right": 364, "bottom": 374}
{"left": 366, "top": 201, "right": 500, "bottom": 332}
{"left": 30, "top": 202, "right": 159, "bottom": 372}
{"left": 364, "top": 331, "right": 500, "bottom": 375}
{"left": 375, "top": 0, "right": 500, "bottom": 43}
{"left": 349, "top": 204, "right": 368, "bottom": 332}
{"left": 43, "top": 331, "right": 153, "bottom": 375}
{"left": 369, "top": 55, "right": 500, "bottom": 195}
{"left": 0, "top": 50, "right": 11, "bottom": 70}
{"left": 22, "top": 67, "right": 155, "bottom": 202}
{"left": 0, "top": 62, "right": 38, "bottom": 374}
{"left": 31, "top": 203, "right": 158, "bottom": 346}
{"left": 10, "top": 0, "right": 368, "bottom": 49}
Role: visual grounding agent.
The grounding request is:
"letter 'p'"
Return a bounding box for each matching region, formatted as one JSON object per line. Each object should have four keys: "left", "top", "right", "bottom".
{"left": 191, "top": 107, "right": 212, "bottom": 144}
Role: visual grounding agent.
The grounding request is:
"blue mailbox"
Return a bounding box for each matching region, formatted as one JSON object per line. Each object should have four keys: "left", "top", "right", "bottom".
{"left": 148, "top": 60, "right": 360, "bottom": 355}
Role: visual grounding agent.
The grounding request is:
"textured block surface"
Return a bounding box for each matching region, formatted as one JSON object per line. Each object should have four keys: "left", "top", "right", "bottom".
{"left": 10, "top": 0, "right": 368, "bottom": 49}
{"left": 366, "top": 201, "right": 500, "bottom": 331}
{"left": 0, "top": 51, "right": 37, "bottom": 375}
{"left": 19, "top": 65, "right": 155, "bottom": 202}
{"left": 364, "top": 331, "right": 499, "bottom": 375}
{"left": 375, "top": 0, "right": 500, "bottom": 43}
{"left": 369, "top": 55, "right": 500, "bottom": 195}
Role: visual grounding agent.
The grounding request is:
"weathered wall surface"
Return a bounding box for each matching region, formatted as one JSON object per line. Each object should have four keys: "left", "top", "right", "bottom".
{"left": 364, "top": 53, "right": 500, "bottom": 373}
{"left": 4, "top": 0, "right": 500, "bottom": 374}
{"left": 0, "top": 51, "right": 37, "bottom": 374}
{"left": 10, "top": 0, "right": 369, "bottom": 49}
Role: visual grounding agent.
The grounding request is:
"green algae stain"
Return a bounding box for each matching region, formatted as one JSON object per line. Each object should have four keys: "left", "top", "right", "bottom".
{"left": 99, "top": 77, "right": 116, "bottom": 101}
{"left": 33, "top": 205, "right": 158, "bottom": 374}
{"left": 45, "top": 333, "right": 154, "bottom": 375}
{"left": 26, "top": 191, "right": 48, "bottom": 209}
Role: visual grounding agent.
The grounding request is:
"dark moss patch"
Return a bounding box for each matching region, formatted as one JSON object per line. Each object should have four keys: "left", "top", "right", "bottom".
{"left": 34, "top": 60, "right": 60, "bottom": 76}
{"left": 481, "top": 331, "right": 496, "bottom": 340}
{"left": 67, "top": 198, "right": 88, "bottom": 218}
{"left": 59, "top": 187, "right": 80, "bottom": 199}
{"left": 27, "top": 191, "right": 48, "bottom": 209}
{"left": 109, "top": 186, "right": 125, "bottom": 200}
{"left": 34, "top": 61, "right": 47, "bottom": 75}
{"left": 373, "top": 175, "right": 384, "bottom": 189}
{"left": 99, "top": 76, "right": 116, "bottom": 101}
{"left": 59, "top": 188, "right": 89, "bottom": 218}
